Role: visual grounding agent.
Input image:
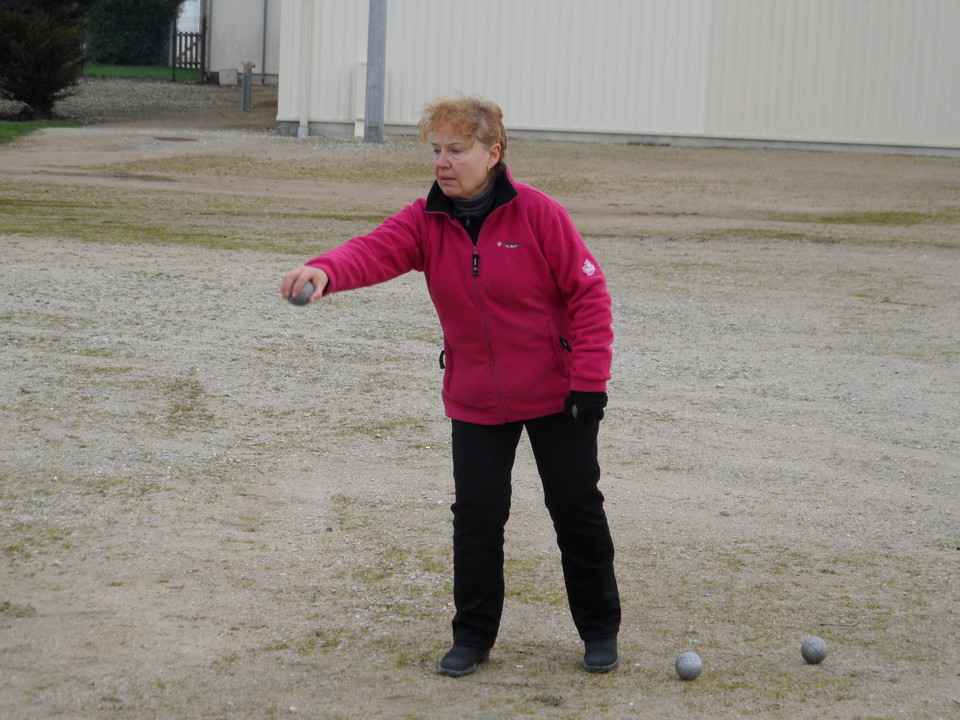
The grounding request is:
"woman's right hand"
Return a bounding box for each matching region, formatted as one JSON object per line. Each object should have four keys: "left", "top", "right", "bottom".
{"left": 281, "top": 267, "right": 329, "bottom": 304}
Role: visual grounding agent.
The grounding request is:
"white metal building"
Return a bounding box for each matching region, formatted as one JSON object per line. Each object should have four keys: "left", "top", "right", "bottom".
{"left": 276, "top": 0, "right": 960, "bottom": 155}
{"left": 203, "top": 0, "right": 282, "bottom": 86}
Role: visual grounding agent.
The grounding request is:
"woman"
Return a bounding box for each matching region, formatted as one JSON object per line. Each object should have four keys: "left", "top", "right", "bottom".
{"left": 281, "top": 95, "right": 621, "bottom": 677}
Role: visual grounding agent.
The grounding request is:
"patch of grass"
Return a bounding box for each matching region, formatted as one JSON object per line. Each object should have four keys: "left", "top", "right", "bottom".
{"left": 706, "top": 228, "right": 836, "bottom": 244}
{"left": 767, "top": 207, "right": 960, "bottom": 226}
{"left": 0, "top": 181, "right": 379, "bottom": 255}
{"left": 0, "top": 120, "right": 81, "bottom": 145}
{"left": 325, "top": 494, "right": 451, "bottom": 618}
{"left": 707, "top": 224, "right": 960, "bottom": 249}
{"left": 4, "top": 524, "right": 75, "bottom": 558}
{"left": 166, "top": 373, "right": 215, "bottom": 431}
{"left": 313, "top": 627, "right": 357, "bottom": 650}
{"left": 100, "top": 152, "right": 428, "bottom": 186}
{"left": 70, "top": 364, "right": 134, "bottom": 377}
{"left": 0, "top": 601, "right": 38, "bottom": 618}
{"left": 505, "top": 554, "right": 567, "bottom": 606}
{"left": 84, "top": 64, "right": 201, "bottom": 83}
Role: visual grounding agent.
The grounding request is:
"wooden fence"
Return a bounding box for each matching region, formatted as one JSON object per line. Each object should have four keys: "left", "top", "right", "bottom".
{"left": 175, "top": 31, "right": 203, "bottom": 71}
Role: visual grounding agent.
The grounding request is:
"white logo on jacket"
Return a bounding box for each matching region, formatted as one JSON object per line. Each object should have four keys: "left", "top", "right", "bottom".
{"left": 582, "top": 259, "right": 596, "bottom": 276}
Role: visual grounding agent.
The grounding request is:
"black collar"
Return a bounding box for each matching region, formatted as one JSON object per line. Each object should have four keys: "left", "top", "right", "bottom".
{"left": 425, "top": 167, "right": 519, "bottom": 219}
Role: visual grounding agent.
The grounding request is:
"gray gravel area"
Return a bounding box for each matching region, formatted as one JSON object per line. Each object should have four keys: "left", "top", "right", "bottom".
{"left": 2, "top": 95, "right": 958, "bottom": 720}
{"left": 0, "top": 76, "right": 237, "bottom": 123}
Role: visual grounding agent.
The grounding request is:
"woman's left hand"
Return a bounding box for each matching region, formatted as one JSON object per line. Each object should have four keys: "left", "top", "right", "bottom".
{"left": 565, "top": 391, "right": 608, "bottom": 427}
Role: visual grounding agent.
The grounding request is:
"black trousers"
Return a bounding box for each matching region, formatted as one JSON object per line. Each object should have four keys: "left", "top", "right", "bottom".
{"left": 450, "top": 413, "right": 621, "bottom": 649}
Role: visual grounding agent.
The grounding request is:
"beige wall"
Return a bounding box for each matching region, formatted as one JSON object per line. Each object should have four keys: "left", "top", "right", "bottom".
{"left": 209, "top": 0, "right": 282, "bottom": 84}
{"left": 278, "top": 0, "right": 960, "bottom": 152}
{"left": 706, "top": 0, "right": 960, "bottom": 147}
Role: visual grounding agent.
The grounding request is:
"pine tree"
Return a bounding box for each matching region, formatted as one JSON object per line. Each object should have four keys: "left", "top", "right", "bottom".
{"left": 0, "top": 0, "right": 98, "bottom": 119}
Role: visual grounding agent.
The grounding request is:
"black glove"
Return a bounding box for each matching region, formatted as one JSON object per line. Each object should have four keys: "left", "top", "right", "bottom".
{"left": 564, "top": 391, "right": 607, "bottom": 427}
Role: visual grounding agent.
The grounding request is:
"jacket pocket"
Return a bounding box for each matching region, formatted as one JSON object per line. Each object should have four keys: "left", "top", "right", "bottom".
{"left": 441, "top": 340, "right": 452, "bottom": 394}
{"left": 550, "top": 322, "right": 572, "bottom": 378}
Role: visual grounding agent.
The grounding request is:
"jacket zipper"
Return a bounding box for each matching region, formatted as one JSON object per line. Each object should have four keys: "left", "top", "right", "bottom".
{"left": 467, "top": 226, "right": 509, "bottom": 421}
{"left": 428, "top": 205, "right": 511, "bottom": 422}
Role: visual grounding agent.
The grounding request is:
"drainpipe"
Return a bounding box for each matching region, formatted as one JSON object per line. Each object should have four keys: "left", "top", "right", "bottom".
{"left": 260, "top": 0, "right": 268, "bottom": 85}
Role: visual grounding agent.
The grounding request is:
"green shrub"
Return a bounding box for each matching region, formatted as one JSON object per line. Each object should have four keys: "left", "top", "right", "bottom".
{"left": 0, "top": 0, "right": 98, "bottom": 119}
{"left": 86, "top": 0, "right": 184, "bottom": 66}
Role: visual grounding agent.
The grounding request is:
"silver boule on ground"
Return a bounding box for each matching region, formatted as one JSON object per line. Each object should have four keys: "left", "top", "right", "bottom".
{"left": 675, "top": 652, "right": 704, "bottom": 680}
{"left": 800, "top": 636, "right": 829, "bottom": 664}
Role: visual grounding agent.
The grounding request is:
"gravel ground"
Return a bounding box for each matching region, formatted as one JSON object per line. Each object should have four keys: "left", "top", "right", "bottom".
{"left": 0, "top": 76, "right": 263, "bottom": 125}
{"left": 2, "top": 82, "right": 959, "bottom": 719}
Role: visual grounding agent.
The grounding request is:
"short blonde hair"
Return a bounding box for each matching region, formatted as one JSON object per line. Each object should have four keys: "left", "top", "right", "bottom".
{"left": 419, "top": 94, "right": 507, "bottom": 166}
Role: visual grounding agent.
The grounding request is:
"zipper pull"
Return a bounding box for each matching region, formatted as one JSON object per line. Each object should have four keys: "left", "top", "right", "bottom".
{"left": 472, "top": 251, "right": 479, "bottom": 277}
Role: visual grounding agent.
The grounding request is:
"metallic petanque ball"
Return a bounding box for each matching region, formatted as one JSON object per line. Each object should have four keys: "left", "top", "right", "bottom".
{"left": 675, "top": 651, "right": 703, "bottom": 680}
{"left": 800, "top": 636, "right": 828, "bottom": 664}
{"left": 288, "top": 280, "right": 314, "bottom": 306}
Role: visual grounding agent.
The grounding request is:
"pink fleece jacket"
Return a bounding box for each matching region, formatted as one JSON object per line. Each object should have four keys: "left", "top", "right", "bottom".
{"left": 306, "top": 170, "right": 613, "bottom": 425}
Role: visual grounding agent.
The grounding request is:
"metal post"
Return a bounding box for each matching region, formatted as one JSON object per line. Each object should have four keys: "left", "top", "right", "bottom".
{"left": 364, "top": 0, "right": 387, "bottom": 143}
{"left": 297, "top": 0, "right": 312, "bottom": 138}
{"left": 200, "top": 14, "right": 207, "bottom": 84}
{"left": 242, "top": 62, "right": 255, "bottom": 111}
{"left": 170, "top": 21, "right": 177, "bottom": 82}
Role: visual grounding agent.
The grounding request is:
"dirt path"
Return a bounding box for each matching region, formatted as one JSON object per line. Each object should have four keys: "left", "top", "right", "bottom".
{"left": 1, "top": 91, "right": 959, "bottom": 719}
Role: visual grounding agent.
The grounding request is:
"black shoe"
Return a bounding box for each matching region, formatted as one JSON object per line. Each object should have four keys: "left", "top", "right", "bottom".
{"left": 437, "top": 645, "right": 490, "bottom": 677}
{"left": 583, "top": 637, "right": 619, "bottom": 673}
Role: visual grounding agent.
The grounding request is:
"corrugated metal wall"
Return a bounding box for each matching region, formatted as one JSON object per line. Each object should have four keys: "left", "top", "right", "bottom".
{"left": 707, "top": 0, "right": 960, "bottom": 147}
{"left": 278, "top": 0, "right": 960, "bottom": 151}
{"left": 280, "top": 0, "right": 367, "bottom": 121}
{"left": 386, "top": 0, "right": 712, "bottom": 135}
